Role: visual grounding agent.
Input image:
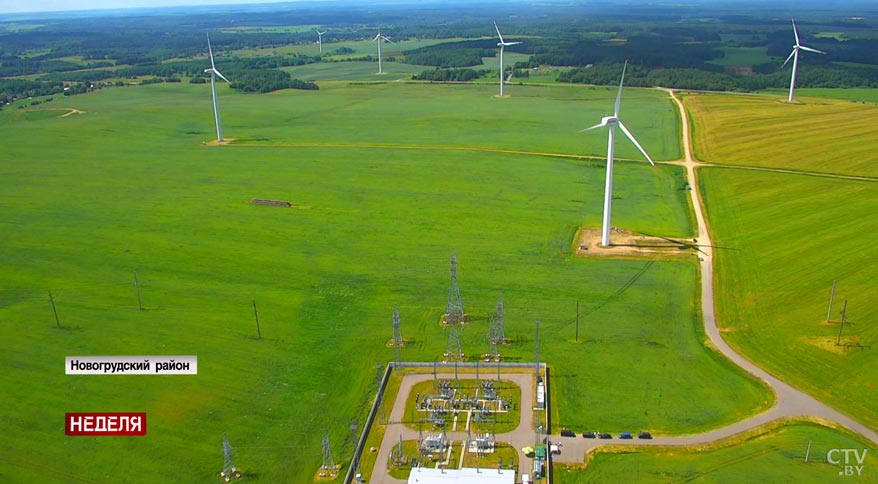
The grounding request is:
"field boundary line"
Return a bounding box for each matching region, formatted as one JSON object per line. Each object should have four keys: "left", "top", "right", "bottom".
{"left": 694, "top": 163, "right": 878, "bottom": 183}
{"left": 224, "top": 141, "right": 630, "bottom": 162}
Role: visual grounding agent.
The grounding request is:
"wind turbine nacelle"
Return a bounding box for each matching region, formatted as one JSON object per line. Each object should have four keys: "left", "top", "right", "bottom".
{"left": 602, "top": 116, "right": 619, "bottom": 126}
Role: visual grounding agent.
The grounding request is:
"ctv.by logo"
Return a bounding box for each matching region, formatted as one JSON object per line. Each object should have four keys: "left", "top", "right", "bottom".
{"left": 828, "top": 448, "right": 868, "bottom": 477}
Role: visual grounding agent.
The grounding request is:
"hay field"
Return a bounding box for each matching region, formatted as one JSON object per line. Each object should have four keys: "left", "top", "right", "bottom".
{"left": 685, "top": 92, "right": 878, "bottom": 177}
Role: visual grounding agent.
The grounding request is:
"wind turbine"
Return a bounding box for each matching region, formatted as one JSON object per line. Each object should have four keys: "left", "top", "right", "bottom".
{"left": 204, "top": 33, "right": 231, "bottom": 143}
{"left": 782, "top": 19, "right": 825, "bottom": 103}
{"left": 494, "top": 22, "right": 522, "bottom": 97}
{"left": 316, "top": 30, "right": 326, "bottom": 54}
{"left": 580, "top": 61, "right": 656, "bottom": 247}
{"left": 372, "top": 30, "right": 395, "bottom": 74}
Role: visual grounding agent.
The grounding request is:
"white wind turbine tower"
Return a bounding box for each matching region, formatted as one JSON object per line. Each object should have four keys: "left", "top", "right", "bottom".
{"left": 316, "top": 30, "right": 326, "bottom": 54}
{"left": 581, "top": 61, "right": 656, "bottom": 247}
{"left": 494, "top": 22, "right": 522, "bottom": 97}
{"left": 783, "top": 19, "right": 825, "bottom": 103}
{"left": 372, "top": 30, "right": 395, "bottom": 74}
{"left": 204, "top": 33, "right": 231, "bottom": 143}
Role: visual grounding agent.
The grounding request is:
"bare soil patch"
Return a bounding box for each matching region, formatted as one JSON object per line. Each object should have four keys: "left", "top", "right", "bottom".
{"left": 573, "top": 227, "right": 702, "bottom": 260}
{"left": 204, "top": 138, "right": 236, "bottom": 146}
{"left": 59, "top": 108, "right": 86, "bottom": 117}
{"left": 800, "top": 336, "right": 864, "bottom": 355}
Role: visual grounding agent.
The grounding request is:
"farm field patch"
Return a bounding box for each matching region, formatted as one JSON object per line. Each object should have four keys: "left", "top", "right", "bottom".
{"left": 700, "top": 167, "right": 878, "bottom": 427}
{"left": 684, "top": 92, "right": 878, "bottom": 177}
{"left": 555, "top": 423, "right": 877, "bottom": 483}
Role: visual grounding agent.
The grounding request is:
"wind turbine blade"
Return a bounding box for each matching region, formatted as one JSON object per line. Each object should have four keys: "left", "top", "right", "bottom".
{"left": 207, "top": 33, "right": 216, "bottom": 71}
{"left": 382, "top": 36, "right": 396, "bottom": 44}
{"left": 507, "top": 41, "right": 522, "bottom": 46}
{"left": 494, "top": 22, "right": 505, "bottom": 44}
{"left": 799, "top": 45, "right": 825, "bottom": 54}
{"left": 781, "top": 49, "right": 796, "bottom": 68}
{"left": 214, "top": 69, "right": 230, "bottom": 84}
{"left": 614, "top": 60, "right": 628, "bottom": 118}
{"left": 618, "top": 121, "right": 656, "bottom": 166}
{"left": 792, "top": 19, "right": 800, "bottom": 47}
{"left": 579, "top": 122, "right": 606, "bottom": 132}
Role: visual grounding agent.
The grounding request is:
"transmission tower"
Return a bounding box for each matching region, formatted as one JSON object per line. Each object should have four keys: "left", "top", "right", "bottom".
{"left": 444, "top": 321, "right": 464, "bottom": 362}
{"left": 220, "top": 432, "right": 241, "bottom": 482}
{"left": 443, "top": 253, "right": 465, "bottom": 324}
{"left": 392, "top": 308, "right": 403, "bottom": 345}
{"left": 487, "top": 296, "right": 507, "bottom": 360}
{"left": 322, "top": 429, "right": 336, "bottom": 472}
{"left": 390, "top": 308, "right": 403, "bottom": 363}
{"left": 442, "top": 253, "right": 465, "bottom": 361}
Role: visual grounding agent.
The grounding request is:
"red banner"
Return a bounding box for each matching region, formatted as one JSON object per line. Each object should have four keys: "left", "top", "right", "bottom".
{"left": 65, "top": 413, "right": 147, "bottom": 436}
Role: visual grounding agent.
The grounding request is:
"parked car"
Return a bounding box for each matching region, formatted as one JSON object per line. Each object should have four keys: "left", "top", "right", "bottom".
{"left": 598, "top": 433, "right": 612, "bottom": 439}
{"left": 560, "top": 428, "right": 576, "bottom": 437}
{"left": 619, "top": 432, "right": 633, "bottom": 439}
{"left": 582, "top": 431, "right": 596, "bottom": 439}
{"left": 638, "top": 431, "right": 653, "bottom": 439}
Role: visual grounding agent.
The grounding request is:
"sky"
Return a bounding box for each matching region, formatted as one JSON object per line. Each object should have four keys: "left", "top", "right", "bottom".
{"left": 0, "top": 0, "right": 308, "bottom": 15}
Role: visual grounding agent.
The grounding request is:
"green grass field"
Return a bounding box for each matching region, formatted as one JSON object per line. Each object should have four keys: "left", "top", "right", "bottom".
{"left": 0, "top": 81, "right": 765, "bottom": 482}
{"left": 216, "top": 81, "right": 681, "bottom": 161}
{"left": 281, "top": 60, "right": 430, "bottom": 81}
{"left": 555, "top": 423, "right": 878, "bottom": 483}
{"left": 708, "top": 47, "right": 773, "bottom": 67}
{"left": 481, "top": 52, "right": 529, "bottom": 69}
{"left": 700, "top": 167, "right": 878, "bottom": 427}
{"left": 684, "top": 92, "right": 878, "bottom": 177}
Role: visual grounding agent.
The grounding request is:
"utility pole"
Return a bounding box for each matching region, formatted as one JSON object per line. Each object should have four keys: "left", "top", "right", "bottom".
{"left": 534, "top": 319, "right": 540, "bottom": 380}
{"left": 48, "top": 290, "right": 61, "bottom": 328}
{"left": 836, "top": 300, "right": 848, "bottom": 346}
{"left": 133, "top": 270, "right": 143, "bottom": 310}
{"left": 252, "top": 300, "right": 261, "bottom": 339}
{"left": 805, "top": 440, "right": 812, "bottom": 463}
{"left": 826, "top": 280, "right": 836, "bottom": 322}
{"left": 575, "top": 300, "right": 580, "bottom": 342}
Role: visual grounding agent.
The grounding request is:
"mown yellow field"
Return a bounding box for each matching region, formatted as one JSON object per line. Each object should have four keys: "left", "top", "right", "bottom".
{"left": 684, "top": 92, "right": 878, "bottom": 177}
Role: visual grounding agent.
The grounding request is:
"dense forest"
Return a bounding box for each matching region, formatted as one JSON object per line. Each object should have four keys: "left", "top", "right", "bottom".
{"left": 2, "top": 0, "right": 878, "bottom": 108}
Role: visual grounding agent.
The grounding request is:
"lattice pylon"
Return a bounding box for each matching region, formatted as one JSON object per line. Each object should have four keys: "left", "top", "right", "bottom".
{"left": 390, "top": 307, "right": 403, "bottom": 362}
{"left": 487, "top": 296, "right": 507, "bottom": 360}
{"left": 322, "top": 429, "right": 335, "bottom": 471}
{"left": 443, "top": 253, "right": 465, "bottom": 325}
{"left": 220, "top": 432, "right": 241, "bottom": 481}
{"left": 444, "top": 319, "right": 464, "bottom": 362}
{"left": 442, "top": 253, "right": 465, "bottom": 361}
{"left": 391, "top": 308, "right": 402, "bottom": 345}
